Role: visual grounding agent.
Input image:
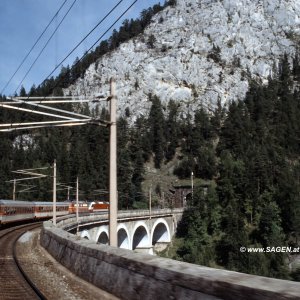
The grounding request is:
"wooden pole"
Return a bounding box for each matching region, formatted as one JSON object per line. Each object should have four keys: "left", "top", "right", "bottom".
{"left": 109, "top": 78, "right": 118, "bottom": 247}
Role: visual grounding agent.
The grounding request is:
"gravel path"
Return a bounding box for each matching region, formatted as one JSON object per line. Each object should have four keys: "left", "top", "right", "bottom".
{"left": 16, "top": 228, "right": 119, "bottom": 300}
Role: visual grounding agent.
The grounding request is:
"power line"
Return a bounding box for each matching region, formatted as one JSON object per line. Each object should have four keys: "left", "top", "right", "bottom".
{"left": 1, "top": 0, "right": 139, "bottom": 132}
{"left": 0, "top": 0, "right": 68, "bottom": 95}
{"left": 7, "top": 97, "right": 92, "bottom": 119}
{"left": 40, "top": 0, "right": 139, "bottom": 92}
{"left": 0, "top": 103, "right": 75, "bottom": 120}
{"left": 67, "top": 0, "right": 140, "bottom": 84}
{"left": 14, "top": 0, "right": 78, "bottom": 95}
{"left": 0, "top": 122, "right": 87, "bottom": 132}
{"left": 29, "top": 1, "right": 139, "bottom": 121}
{"left": 0, "top": 100, "right": 90, "bottom": 120}
{"left": 25, "top": 0, "right": 133, "bottom": 102}
{"left": 42, "top": 0, "right": 124, "bottom": 84}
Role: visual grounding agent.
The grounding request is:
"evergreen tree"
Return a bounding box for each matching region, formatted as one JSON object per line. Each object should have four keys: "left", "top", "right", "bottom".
{"left": 215, "top": 151, "right": 250, "bottom": 270}
{"left": 148, "top": 95, "right": 165, "bottom": 168}
{"left": 117, "top": 117, "right": 133, "bottom": 209}
{"left": 131, "top": 149, "right": 146, "bottom": 208}
{"left": 19, "top": 86, "right": 27, "bottom": 97}
{"left": 0, "top": 134, "right": 13, "bottom": 198}
{"left": 165, "top": 100, "right": 179, "bottom": 161}
{"left": 175, "top": 186, "right": 221, "bottom": 266}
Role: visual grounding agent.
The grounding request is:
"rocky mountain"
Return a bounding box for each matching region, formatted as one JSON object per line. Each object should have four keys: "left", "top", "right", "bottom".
{"left": 65, "top": 0, "right": 300, "bottom": 121}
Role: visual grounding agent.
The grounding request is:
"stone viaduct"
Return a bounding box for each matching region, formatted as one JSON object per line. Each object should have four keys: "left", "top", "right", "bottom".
{"left": 40, "top": 209, "right": 300, "bottom": 300}
{"left": 75, "top": 209, "right": 183, "bottom": 254}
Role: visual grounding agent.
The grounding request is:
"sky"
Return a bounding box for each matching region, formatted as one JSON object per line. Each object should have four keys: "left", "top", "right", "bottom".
{"left": 0, "top": 0, "right": 163, "bottom": 96}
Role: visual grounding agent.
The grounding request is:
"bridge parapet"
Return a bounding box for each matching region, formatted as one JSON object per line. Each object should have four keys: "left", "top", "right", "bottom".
{"left": 41, "top": 219, "right": 300, "bottom": 300}
{"left": 57, "top": 208, "right": 184, "bottom": 254}
{"left": 41, "top": 212, "right": 300, "bottom": 300}
{"left": 57, "top": 208, "right": 184, "bottom": 231}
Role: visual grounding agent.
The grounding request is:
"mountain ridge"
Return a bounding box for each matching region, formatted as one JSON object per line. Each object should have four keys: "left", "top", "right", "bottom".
{"left": 64, "top": 0, "right": 300, "bottom": 121}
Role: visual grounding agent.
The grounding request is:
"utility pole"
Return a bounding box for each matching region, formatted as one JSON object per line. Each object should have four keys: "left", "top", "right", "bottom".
{"left": 109, "top": 77, "right": 118, "bottom": 247}
{"left": 191, "top": 171, "right": 194, "bottom": 206}
{"left": 76, "top": 176, "right": 79, "bottom": 234}
{"left": 149, "top": 186, "right": 152, "bottom": 219}
{"left": 67, "top": 186, "right": 70, "bottom": 201}
{"left": 13, "top": 179, "right": 16, "bottom": 201}
{"left": 53, "top": 160, "right": 57, "bottom": 226}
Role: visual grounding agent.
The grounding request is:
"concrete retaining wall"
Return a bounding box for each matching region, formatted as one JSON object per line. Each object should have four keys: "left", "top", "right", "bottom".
{"left": 40, "top": 221, "right": 300, "bottom": 300}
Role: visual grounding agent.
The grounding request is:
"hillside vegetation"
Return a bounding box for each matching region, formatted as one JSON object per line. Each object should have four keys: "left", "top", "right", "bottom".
{"left": 160, "top": 54, "right": 300, "bottom": 280}
{"left": 1, "top": 54, "right": 300, "bottom": 280}
{"left": 0, "top": 0, "right": 300, "bottom": 280}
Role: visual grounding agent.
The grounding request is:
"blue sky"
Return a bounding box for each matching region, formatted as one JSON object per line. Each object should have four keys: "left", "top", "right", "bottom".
{"left": 0, "top": 0, "right": 162, "bottom": 96}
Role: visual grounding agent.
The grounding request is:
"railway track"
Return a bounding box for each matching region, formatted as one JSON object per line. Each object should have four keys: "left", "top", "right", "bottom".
{"left": 0, "top": 223, "right": 46, "bottom": 300}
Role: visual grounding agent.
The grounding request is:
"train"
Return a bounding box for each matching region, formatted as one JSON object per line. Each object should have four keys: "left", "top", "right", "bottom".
{"left": 0, "top": 199, "right": 109, "bottom": 225}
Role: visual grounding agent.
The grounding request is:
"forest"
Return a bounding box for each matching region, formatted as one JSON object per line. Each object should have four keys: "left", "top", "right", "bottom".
{"left": 162, "top": 54, "right": 300, "bottom": 281}
{"left": 0, "top": 0, "right": 299, "bottom": 280}
{"left": 0, "top": 53, "right": 299, "bottom": 280}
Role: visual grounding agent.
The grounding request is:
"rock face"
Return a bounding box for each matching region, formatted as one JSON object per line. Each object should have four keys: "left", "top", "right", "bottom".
{"left": 65, "top": 0, "right": 300, "bottom": 121}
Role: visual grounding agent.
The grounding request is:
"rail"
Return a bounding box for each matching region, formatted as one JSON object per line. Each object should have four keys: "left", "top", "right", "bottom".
{"left": 0, "top": 223, "right": 46, "bottom": 300}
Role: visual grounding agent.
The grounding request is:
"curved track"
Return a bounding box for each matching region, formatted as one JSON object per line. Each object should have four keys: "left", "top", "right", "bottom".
{"left": 0, "top": 223, "right": 46, "bottom": 300}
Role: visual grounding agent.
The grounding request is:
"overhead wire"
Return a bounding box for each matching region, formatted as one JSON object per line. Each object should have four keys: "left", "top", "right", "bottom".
{"left": 0, "top": 119, "right": 91, "bottom": 128}
{"left": 14, "top": 0, "right": 78, "bottom": 95}
{"left": 34, "top": 0, "right": 139, "bottom": 121}
{"left": 0, "top": 122, "right": 86, "bottom": 132}
{"left": 0, "top": 0, "right": 68, "bottom": 95}
{"left": 61, "top": 0, "right": 139, "bottom": 85}
{"left": 2, "top": 0, "right": 140, "bottom": 132}
{"left": 43, "top": 0, "right": 124, "bottom": 83}
{"left": 0, "top": 103, "right": 78, "bottom": 120}
{"left": 1, "top": 98, "right": 91, "bottom": 119}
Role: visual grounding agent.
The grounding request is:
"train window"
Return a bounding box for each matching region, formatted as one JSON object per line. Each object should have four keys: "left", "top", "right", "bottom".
{"left": 5, "top": 207, "right": 16, "bottom": 215}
